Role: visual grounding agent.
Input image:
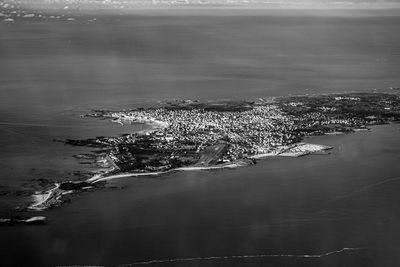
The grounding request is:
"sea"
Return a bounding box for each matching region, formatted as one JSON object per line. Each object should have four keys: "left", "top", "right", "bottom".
{"left": 0, "top": 8, "right": 400, "bottom": 266}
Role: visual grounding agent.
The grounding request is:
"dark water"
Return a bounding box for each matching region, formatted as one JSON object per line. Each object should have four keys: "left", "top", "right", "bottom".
{"left": 1, "top": 9, "right": 400, "bottom": 266}
{"left": 2, "top": 124, "right": 400, "bottom": 266}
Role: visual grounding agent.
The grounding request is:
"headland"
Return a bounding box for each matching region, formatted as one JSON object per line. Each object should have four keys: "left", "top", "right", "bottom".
{"left": 28, "top": 92, "right": 400, "bottom": 211}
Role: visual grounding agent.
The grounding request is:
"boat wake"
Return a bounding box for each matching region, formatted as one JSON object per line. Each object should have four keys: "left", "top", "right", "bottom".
{"left": 117, "top": 247, "right": 363, "bottom": 266}
{"left": 331, "top": 176, "right": 400, "bottom": 202}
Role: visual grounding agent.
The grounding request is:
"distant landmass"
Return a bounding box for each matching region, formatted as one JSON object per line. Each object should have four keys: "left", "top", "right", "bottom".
{"left": 2, "top": 0, "right": 399, "bottom": 24}
{"left": 5, "top": 0, "right": 400, "bottom": 9}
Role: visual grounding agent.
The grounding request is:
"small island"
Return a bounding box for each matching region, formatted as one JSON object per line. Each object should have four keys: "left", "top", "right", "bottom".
{"left": 29, "top": 92, "right": 400, "bottom": 211}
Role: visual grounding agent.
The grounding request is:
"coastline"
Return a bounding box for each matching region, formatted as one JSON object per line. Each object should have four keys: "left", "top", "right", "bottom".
{"left": 1, "top": 10, "right": 400, "bottom": 266}
{"left": 6, "top": 122, "right": 400, "bottom": 266}
{"left": 26, "top": 92, "right": 399, "bottom": 211}
{"left": 89, "top": 160, "right": 250, "bottom": 183}
{"left": 27, "top": 141, "right": 332, "bottom": 210}
{"left": 86, "top": 142, "right": 332, "bottom": 183}
{"left": 28, "top": 158, "right": 249, "bottom": 210}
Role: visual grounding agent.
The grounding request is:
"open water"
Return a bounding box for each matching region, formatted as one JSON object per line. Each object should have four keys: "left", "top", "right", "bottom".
{"left": 0, "top": 9, "right": 400, "bottom": 266}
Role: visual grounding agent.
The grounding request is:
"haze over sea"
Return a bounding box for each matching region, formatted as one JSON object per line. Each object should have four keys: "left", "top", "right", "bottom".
{"left": 0, "top": 6, "right": 400, "bottom": 266}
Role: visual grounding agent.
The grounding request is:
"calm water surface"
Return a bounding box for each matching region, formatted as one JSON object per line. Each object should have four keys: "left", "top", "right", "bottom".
{"left": 2, "top": 124, "right": 400, "bottom": 266}
{"left": 0, "top": 9, "right": 400, "bottom": 266}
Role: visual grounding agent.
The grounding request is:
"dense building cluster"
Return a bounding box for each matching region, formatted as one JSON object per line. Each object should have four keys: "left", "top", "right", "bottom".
{"left": 31, "top": 92, "right": 399, "bottom": 211}
{"left": 68, "top": 93, "right": 400, "bottom": 172}
{"left": 108, "top": 104, "right": 299, "bottom": 160}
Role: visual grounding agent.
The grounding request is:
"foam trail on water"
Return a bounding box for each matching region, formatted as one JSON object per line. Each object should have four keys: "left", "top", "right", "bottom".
{"left": 332, "top": 176, "right": 400, "bottom": 202}
{"left": 118, "top": 247, "right": 363, "bottom": 266}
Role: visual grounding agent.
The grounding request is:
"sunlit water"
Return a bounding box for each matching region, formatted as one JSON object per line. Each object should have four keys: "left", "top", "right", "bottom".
{"left": 0, "top": 9, "right": 400, "bottom": 266}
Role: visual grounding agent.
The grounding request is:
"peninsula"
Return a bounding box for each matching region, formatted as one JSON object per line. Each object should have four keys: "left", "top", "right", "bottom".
{"left": 29, "top": 92, "right": 400, "bottom": 211}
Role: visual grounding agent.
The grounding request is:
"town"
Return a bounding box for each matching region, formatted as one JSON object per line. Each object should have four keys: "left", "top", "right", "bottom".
{"left": 28, "top": 92, "right": 400, "bottom": 211}
{"left": 65, "top": 92, "right": 400, "bottom": 174}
